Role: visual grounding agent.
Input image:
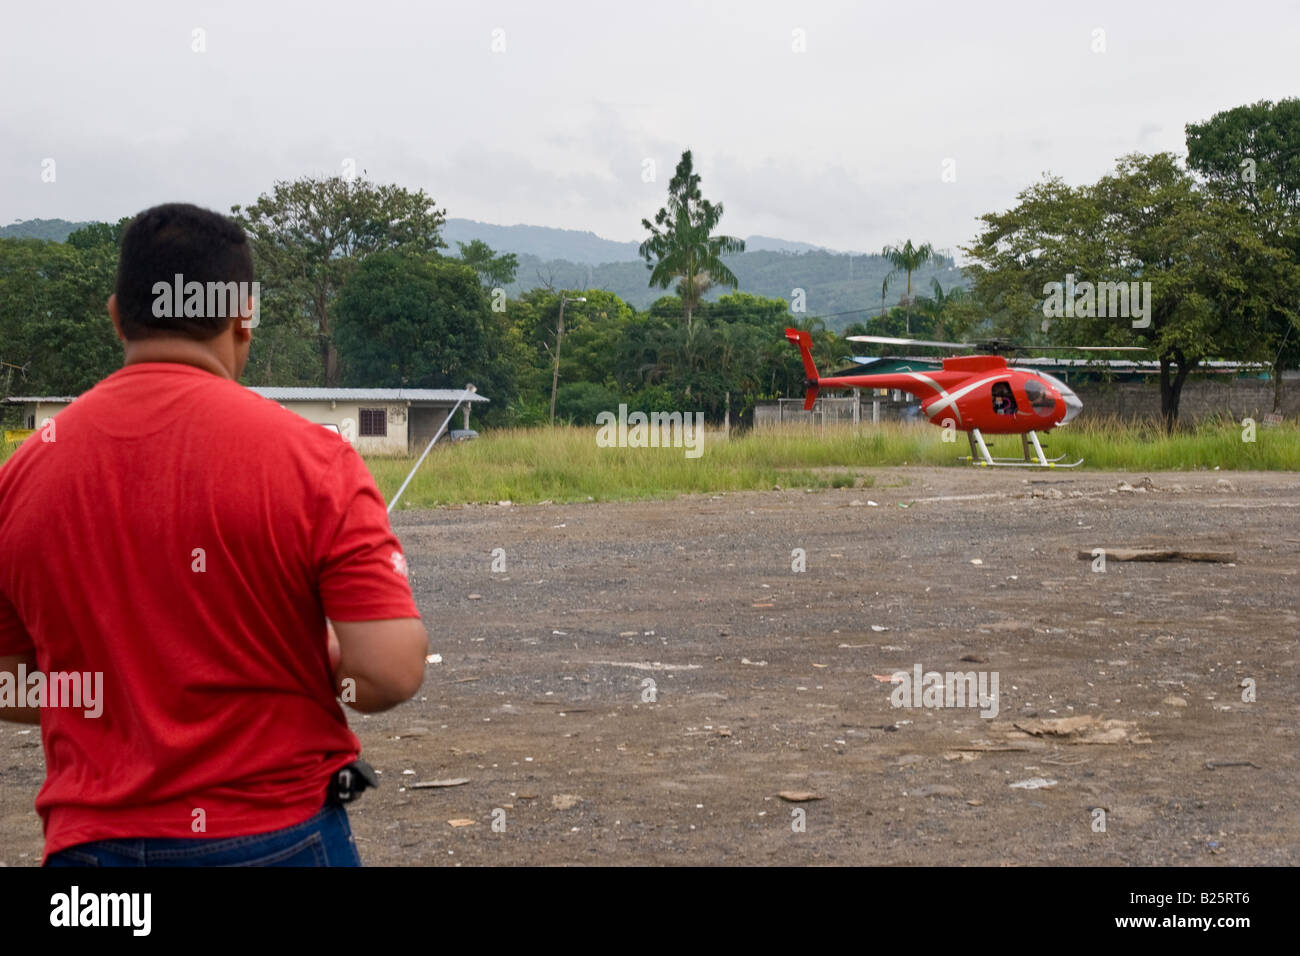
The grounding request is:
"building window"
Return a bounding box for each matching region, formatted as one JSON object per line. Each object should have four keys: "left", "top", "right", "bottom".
{"left": 359, "top": 407, "right": 387, "bottom": 437}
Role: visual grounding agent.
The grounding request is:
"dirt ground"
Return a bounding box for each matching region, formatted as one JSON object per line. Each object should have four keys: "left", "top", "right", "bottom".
{"left": 3, "top": 468, "right": 1298, "bottom": 865}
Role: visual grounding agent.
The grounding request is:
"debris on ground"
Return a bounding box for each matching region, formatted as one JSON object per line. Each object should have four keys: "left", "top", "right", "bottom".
{"left": 910, "top": 784, "right": 963, "bottom": 798}
{"left": 1075, "top": 548, "right": 1237, "bottom": 563}
{"left": 411, "top": 778, "right": 470, "bottom": 789}
{"left": 1012, "top": 715, "right": 1148, "bottom": 745}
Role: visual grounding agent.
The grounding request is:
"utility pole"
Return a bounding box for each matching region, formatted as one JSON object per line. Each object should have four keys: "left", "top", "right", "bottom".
{"left": 549, "top": 295, "right": 586, "bottom": 425}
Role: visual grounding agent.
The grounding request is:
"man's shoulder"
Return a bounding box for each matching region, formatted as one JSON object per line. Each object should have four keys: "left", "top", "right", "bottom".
{"left": 225, "top": 385, "right": 353, "bottom": 461}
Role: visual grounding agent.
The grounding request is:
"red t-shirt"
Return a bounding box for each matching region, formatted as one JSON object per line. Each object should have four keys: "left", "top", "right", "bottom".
{"left": 0, "top": 362, "right": 420, "bottom": 860}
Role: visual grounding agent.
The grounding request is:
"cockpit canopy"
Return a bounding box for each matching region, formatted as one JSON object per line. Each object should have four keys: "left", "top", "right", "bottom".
{"left": 1035, "top": 372, "right": 1082, "bottom": 423}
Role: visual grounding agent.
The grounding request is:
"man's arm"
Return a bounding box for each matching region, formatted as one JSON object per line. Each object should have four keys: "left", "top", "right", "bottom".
{"left": 0, "top": 652, "right": 41, "bottom": 724}
{"left": 313, "top": 442, "right": 427, "bottom": 713}
{"left": 328, "top": 618, "right": 427, "bottom": 713}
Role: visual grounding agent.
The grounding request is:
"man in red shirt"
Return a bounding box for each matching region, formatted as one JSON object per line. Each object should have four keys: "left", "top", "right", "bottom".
{"left": 0, "top": 203, "right": 428, "bottom": 866}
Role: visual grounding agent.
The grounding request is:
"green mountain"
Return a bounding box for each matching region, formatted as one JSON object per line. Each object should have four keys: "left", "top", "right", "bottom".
{"left": 507, "top": 249, "right": 964, "bottom": 329}
{"left": 443, "top": 218, "right": 640, "bottom": 263}
{"left": 2, "top": 217, "right": 967, "bottom": 330}
{"left": 442, "top": 218, "right": 848, "bottom": 264}
{"left": 0, "top": 218, "right": 92, "bottom": 241}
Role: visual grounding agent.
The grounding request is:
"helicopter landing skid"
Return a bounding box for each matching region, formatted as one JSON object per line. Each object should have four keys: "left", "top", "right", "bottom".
{"left": 960, "top": 429, "right": 1083, "bottom": 468}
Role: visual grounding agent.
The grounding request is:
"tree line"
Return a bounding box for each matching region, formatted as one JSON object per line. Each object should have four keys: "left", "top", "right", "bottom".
{"left": 2, "top": 98, "right": 1297, "bottom": 430}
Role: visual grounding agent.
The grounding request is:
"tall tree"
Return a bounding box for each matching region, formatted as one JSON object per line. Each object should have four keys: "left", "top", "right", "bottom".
{"left": 334, "top": 251, "right": 508, "bottom": 399}
{"left": 335, "top": 256, "right": 488, "bottom": 387}
{"left": 65, "top": 218, "right": 131, "bottom": 251}
{"left": 0, "top": 238, "right": 120, "bottom": 400}
{"left": 880, "top": 239, "right": 935, "bottom": 334}
{"left": 456, "top": 239, "right": 519, "bottom": 289}
{"left": 639, "top": 150, "right": 745, "bottom": 331}
{"left": 231, "top": 176, "right": 447, "bottom": 385}
{"left": 963, "top": 153, "right": 1299, "bottom": 430}
{"left": 1187, "top": 98, "right": 1300, "bottom": 411}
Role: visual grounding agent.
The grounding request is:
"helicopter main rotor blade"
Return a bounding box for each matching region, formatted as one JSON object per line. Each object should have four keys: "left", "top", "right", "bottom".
{"left": 1013, "top": 345, "right": 1148, "bottom": 352}
{"left": 845, "top": 335, "right": 1150, "bottom": 354}
{"left": 845, "top": 335, "right": 972, "bottom": 350}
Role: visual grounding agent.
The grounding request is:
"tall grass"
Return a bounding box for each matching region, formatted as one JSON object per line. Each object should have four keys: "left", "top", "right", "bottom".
{"left": 3, "top": 420, "right": 1296, "bottom": 507}
{"left": 369, "top": 419, "right": 1300, "bottom": 508}
{"left": 1031, "top": 414, "right": 1300, "bottom": 471}
{"left": 365, "top": 426, "right": 873, "bottom": 507}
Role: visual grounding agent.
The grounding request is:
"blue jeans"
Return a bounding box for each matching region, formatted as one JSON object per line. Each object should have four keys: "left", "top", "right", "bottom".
{"left": 45, "top": 803, "right": 361, "bottom": 867}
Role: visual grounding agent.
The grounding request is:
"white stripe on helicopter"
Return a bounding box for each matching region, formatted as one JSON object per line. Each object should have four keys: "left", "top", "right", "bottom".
{"left": 904, "top": 372, "right": 961, "bottom": 424}
{"left": 922, "top": 372, "right": 1014, "bottom": 421}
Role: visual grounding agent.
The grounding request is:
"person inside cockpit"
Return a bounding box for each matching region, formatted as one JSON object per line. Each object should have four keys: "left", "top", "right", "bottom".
{"left": 992, "top": 381, "right": 1017, "bottom": 415}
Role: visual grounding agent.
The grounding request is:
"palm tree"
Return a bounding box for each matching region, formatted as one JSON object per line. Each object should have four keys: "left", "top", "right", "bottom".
{"left": 880, "top": 272, "right": 893, "bottom": 320}
{"left": 880, "top": 239, "right": 936, "bottom": 334}
{"left": 639, "top": 150, "right": 745, "bottom": 331}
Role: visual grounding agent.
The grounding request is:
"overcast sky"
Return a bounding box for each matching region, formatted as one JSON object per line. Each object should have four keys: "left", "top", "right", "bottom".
{"left": 2, "top": 0, "right": 1297, "bottom": 258}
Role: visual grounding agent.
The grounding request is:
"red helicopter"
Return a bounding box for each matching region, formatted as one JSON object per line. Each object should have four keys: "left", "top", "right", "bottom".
{"left": 785, "top": 329, "right": 1145, "bottom": 467}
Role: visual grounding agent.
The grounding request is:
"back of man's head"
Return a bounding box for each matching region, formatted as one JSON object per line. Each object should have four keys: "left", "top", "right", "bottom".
{"left": 115, "top": 203, "right": 254, "bottom": 341}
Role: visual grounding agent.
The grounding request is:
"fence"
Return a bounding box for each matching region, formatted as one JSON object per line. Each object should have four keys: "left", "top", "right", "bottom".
{"left": 755, "top": 395, "right": 921, "bottom": 428}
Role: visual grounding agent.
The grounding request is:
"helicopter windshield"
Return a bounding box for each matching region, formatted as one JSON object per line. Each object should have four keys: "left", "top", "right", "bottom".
{"left": 1022, "top": 378, "right": 1057, "bottom": 413}
{"left": 1036, "top": 372, "right": 1083, "bottom": 423}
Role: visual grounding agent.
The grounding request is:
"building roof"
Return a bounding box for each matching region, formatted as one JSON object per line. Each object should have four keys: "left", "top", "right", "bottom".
{"left": 250, "top": 388, "right": 488, "bottom": 403}
{"left": 6, "top": 387, "right": 488, "bottom": 405}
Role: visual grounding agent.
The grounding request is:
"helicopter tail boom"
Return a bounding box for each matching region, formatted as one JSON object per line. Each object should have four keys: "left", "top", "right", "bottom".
{"left": 785, "top": 328, "right": 820, "bottom": 410}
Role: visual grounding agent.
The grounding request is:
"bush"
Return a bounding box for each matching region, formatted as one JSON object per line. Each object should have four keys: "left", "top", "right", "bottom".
{"left": 556, "top": 381, "right": 622, "bottom": 424}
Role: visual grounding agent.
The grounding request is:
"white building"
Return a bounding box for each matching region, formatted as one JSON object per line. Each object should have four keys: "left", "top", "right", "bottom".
{"left": 5, "top": 387, "right": 487, "bottom": 456}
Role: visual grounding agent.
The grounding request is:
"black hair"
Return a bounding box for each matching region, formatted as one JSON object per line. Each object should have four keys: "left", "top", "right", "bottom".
{"left": 114, "top": 203, "right": 255, "bottom": 340}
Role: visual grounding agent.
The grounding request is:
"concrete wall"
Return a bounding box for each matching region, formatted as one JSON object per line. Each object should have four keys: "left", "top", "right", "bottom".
{"left": 1069, "top": 376, "right": 1300, "bottom": 423}
{"left": 410, "top": 405, "right": 455, "bottom": 448}
{"left": 23, "top": 401, "right": 70, "bottom": 429}
{"left": 276, "top": 400, "right": 410, "bottom": 455}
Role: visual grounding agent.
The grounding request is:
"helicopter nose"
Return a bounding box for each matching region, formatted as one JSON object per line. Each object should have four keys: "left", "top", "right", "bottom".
{"left": 1061, "top": 390, "right": 1083, "bottom": 424}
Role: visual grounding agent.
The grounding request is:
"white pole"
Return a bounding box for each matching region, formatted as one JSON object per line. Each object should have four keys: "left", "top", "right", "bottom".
{"left": 387, "top": 385, "right": 476, "bottom": 514}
